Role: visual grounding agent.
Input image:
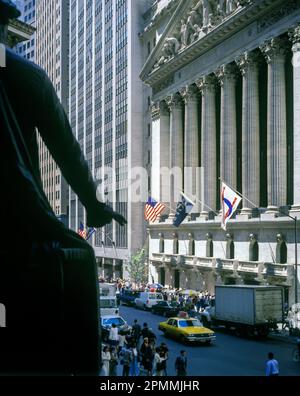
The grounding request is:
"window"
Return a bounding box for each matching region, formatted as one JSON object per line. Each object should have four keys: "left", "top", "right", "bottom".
{"left": 173, "top": 237, "right": 179, "bottom": 254}
{"left": 188, "top": 235, "right": 195, "bottom": 255}
{"left": 159, "top": 235, "right": 164, "bottom": 253}
{"left": 276, "top": 235, "right": 287, "bottom": 264}
{"left": 206, "top": 234, "right": 213, "bottom": 257}
{"left": 226, "top": 235, "right": 234, "bottom": 259}
{"left": 249, "top": 235, "right": 259, "bottom": 261}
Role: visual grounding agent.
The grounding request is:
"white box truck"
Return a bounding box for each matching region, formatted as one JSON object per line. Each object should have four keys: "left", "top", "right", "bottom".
{"left": 211, "top": 285, "right": 284, "bottom": 337}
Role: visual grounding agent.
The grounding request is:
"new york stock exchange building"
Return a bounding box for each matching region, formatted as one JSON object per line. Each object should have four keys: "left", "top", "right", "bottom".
{"left": 140, "top": 0, "right": 300, "bottom": 304}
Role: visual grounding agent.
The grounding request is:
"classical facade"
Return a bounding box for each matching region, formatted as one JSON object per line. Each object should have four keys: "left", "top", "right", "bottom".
{"left": 140, "top": 0, "right": 300, "bottom": 303}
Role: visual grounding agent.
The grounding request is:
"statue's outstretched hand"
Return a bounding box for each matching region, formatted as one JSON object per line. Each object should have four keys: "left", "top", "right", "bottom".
{"left": 86, "top": 202, "right": 127, "bottom": 228}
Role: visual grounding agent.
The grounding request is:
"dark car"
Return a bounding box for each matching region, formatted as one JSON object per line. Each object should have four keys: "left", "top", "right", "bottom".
{"left": 100, "top": 315, "right": 132, "bottom": 342}
{"left": 119, "top": 289, "right": 141, "bottom": 306}
{"left": 151, "top": 301, "right": 180, "bottom": 317}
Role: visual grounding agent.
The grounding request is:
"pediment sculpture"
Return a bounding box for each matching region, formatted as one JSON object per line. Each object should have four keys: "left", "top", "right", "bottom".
{"left": 153, "top": 0, "right": 250, "bottom": 70}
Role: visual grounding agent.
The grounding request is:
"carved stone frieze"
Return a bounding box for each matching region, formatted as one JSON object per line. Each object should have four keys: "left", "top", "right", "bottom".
{"left": 152, "top": 0, "right": 251, "bottom": 72}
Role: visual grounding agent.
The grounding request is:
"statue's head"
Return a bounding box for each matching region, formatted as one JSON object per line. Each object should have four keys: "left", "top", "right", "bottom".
{"left": 0, "top": 0, "right": 21, "bottom": 25}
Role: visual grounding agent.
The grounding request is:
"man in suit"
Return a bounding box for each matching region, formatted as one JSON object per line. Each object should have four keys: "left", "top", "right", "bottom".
{"left": 0, "top": 0, "right": 126, "bottom": 375}
{"left": 175, "top": 350, "right": 188, "bottom": 376}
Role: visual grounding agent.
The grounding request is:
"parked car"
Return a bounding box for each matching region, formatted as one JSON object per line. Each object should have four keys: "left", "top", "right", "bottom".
{"left": 151, "top": 301, "right": 180, "bottom": 317}
{"left": 135, "top": 291, "right": 164, "bottom": 310}
{"left": 158, "top": 317, "right": 216, "bottom": 344}
{"left": 101, "top": 315, "right": 131, "bottom": 342}
{"left": 119, "top": 289, "right": 141, "bottom": 306}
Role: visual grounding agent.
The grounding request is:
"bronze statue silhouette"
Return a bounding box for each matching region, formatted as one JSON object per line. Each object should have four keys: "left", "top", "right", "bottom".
{"left": 0, "top": 0, "right": 126, "bottom": 375}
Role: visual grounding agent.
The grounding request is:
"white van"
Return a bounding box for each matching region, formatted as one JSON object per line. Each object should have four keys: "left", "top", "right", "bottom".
{"left": 99, "top": 283, "right": 119, "bottom": 316}
{"left": 135, "top": 292, "right": 164, "bottom": 310}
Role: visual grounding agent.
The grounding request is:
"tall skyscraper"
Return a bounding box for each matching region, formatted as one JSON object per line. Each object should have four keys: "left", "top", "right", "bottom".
{"left": 14, "top": 0, "right": 36, "bottom": 62}
{"left": 69, "top": 0, "right": 148, "bottom": 278}
{"left": 35, "top": 0, "right": 70, "bottom": 219}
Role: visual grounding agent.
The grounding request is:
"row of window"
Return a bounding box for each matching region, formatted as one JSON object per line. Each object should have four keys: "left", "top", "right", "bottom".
{"left": 158, "top": 237, "right": 288, "bottom": 264}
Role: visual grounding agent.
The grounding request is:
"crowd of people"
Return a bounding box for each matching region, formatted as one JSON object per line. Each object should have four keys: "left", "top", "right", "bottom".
{"left": 100, "top": 318, "right": 187, "bottom": 377}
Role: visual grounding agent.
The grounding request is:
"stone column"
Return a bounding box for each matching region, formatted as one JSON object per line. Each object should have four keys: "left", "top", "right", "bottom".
{"left": 260, "top": 37, "right": 289, "bottom": 213}
{"left": 151, "top": 101, "right": 170, "bottom": 204}
{"left": 236, "top": 50, "right": 261, "bottom": 214}
{"left": 166, "top": 93, "right": 184, "bottom": 212}
{"left": 215, "top": 63, "right": 239, "bottom": 189}
{"left": 181, "top": 84, "right": 200, "bottom": 212}
{"left": 197, "top": 75, "right": 217, "bottom": 216}
{"left": 289, "top": 25, "right": 300, "bottom": 214}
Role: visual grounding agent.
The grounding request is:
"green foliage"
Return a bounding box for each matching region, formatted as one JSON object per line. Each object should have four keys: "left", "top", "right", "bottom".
{"left": 127, "top": 248, "right": 148, "bottom": 284}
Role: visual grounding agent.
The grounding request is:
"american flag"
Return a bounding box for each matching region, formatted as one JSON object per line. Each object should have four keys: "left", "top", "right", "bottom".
{"left": 144, "top": 197, "right": 165, "bottom": 222}
{"left": 78, "top": 221, "right": 87, "bottom": 239}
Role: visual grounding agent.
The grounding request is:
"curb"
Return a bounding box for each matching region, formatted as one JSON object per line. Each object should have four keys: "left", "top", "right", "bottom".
{"left": 268, "top": 333, "right": 298, "bottom": 345}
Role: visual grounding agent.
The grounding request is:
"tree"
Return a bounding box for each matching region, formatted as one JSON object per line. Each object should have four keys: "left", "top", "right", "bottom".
{"left": 127, "top": 248, "right": 148, "bottom": 285}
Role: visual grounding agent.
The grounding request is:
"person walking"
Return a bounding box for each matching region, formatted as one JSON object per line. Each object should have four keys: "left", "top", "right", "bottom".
{"left": 159, "top": 342, "right": 169, "bottom": 376}
{"left": 153, "top": 347, "right": 167, "bottom": 376}
{"left": 265, "top": 352, "right": 279, "bottom": 376}
{"left": 118, "top": 331, "right": 127, "bottom": 356}
{"left": 120, "top": 345, "right": 132, "bottom": 376}
{"left": 140, "top": 338, "right": 154, "bottom": 376}
{"left": 109, "top": 346, "right": 118, "bottom": 377}
{"left": 131, "top": 319, "right": 141, "bottom": 347}
{"left": 175, "top": 350, "right": 187, "bottom": 376}
{"left": 108, "top": 323, "right": 119, "bottom": 347}
{"left": 141, "top": 323, "right": 150, "bottom": 339}
{"left": 101, "top": 346, "right": 111, "bottom": 376}
{"left": 129, "top": 344, "right": 140, "bottom": 376}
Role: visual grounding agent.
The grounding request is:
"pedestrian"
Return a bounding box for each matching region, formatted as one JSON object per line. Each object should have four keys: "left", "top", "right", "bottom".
{"left": 101, "top": 346, "right": 111, "bottom": 376}
{"left": 153, "top": 347, "right": 167, "bottom": 376}
{"left": 0, "top": 0, "right": 127, "bottom": 375}
{"left": 129, "top": 343, "right": 140, "bottom": 376}
{"left": 141, "top": 322, "right": 150, "bottom": 339}
{"left": 159, "top": 342, "right": 169, "bottom": 375}
{"left": 140, "top": 337, "right": 154, "bottom": 376}
{"left": 118, "top": 331, "right": 127, "bottom": 356}
{"left": 265, "top": 352, "right": 279, "bottom": 376}
{"left": 175, "top": 350, "right": 187, "bottom": 376}
{"left": 120, "top": 345, "right": 132, "bottom": 376}
{"left": 108, "top": 323, "right": 119, "bottom": 347}
{"left": 131, "top": 319, "right": 141, "bottom": 347}
{"left": 109, "top": 346, "right": 118, "bottom": 376}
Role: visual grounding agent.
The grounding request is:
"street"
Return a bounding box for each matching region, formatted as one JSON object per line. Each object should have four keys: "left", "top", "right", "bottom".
{"left": 117, "top": 306, "right": 300, "bottom": 376}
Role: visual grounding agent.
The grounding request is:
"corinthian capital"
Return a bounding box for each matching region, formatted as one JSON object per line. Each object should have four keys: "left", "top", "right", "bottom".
{"left": 235, "top": 49, "right": 262, "bottom": 75}
{"left": 289, "top": 24, "right": 300, "bottom": 53}
{"left": 180, "top": 83, "right": 199, "bottom": 104}
{"left": 215, "top": 63, "right": 239, "bottom": 86}
{"left": 259, "top": 36, "right": 290, "bottom": 63}
{"left": 151, "top": 100, "right": 169, "bottom": 120}
{"left": 165, "top": 92, "right": 183, "bottom": 110}
{"left": 196, "top": 74, "right": 217, "bottom": 94}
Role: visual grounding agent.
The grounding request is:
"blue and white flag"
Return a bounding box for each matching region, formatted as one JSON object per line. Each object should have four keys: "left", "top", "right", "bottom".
{"left": 86, "top": 227, "right": 96, "bottom": 241}
{"left": 173, "top": 192, "right": 195, "bottom": 227}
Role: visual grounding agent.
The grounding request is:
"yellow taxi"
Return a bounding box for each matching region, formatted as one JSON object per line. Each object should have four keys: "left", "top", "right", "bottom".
{"left": 158, "top": 317, "right": 216, "bottom": 344}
